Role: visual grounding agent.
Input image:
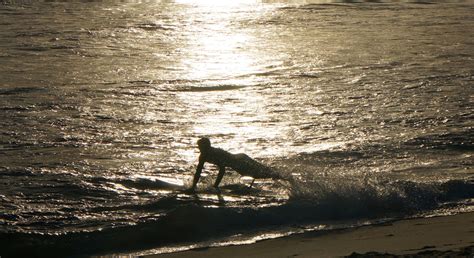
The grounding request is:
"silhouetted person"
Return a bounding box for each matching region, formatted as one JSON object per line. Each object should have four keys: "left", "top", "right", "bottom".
{"left": 190, "top": 137, "right": 282, "bottom": 191}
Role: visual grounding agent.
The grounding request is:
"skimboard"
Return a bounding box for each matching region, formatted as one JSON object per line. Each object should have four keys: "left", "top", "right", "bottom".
{"left": 150, "top": 177, "right": 186, "bottom": 191}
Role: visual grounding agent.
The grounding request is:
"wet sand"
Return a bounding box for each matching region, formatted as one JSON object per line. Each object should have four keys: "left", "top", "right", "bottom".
{"left": 150, "top": 212, "right": 474, "bottom": 257}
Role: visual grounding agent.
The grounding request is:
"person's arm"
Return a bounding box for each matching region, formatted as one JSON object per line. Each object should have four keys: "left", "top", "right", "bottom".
{"left": 191, "top": 157, "right": 204, "bottom": 190}
{"left": 213, "top": 165, "right": 225, "bottom": 188}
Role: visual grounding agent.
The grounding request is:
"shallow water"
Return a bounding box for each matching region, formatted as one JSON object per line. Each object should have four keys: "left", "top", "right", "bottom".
{"left": 0, "top": 0, "right": 473, "bottom": 256}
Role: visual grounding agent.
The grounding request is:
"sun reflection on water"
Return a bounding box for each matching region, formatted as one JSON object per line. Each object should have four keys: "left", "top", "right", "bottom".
{"left": 176, "top": 0, "right": 261, "bottom": 7}
{"left": 182, "top": 32, "right": 257, "bottom": 81}
{"left": 167, "top": 1, "right": 350, "bottom": 159}
{"left": 178, "top": 3, "right": 261, "bottom": 82}
{"left": 174, "top": 1, "right": 284, "bottom": 156}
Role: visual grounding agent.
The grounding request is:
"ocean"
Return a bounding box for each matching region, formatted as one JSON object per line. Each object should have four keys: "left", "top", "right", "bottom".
{"left": 0, "top": 0, "right": 473, "bottom": 256}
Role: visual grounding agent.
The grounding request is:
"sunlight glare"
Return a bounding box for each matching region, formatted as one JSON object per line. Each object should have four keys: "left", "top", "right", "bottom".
{"left": 176, "top": 0, "right": 260, "bottom": 7}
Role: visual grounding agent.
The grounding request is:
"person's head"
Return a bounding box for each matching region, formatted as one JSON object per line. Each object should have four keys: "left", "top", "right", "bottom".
{"left": 197, "top": 137, "right": 211, "bottom": 152}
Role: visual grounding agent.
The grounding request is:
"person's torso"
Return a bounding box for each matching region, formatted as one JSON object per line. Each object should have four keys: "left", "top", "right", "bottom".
{"left": 202, "top": 149, "right": 276, "bottom": 178}
{"left": 201, "top": 147, "right": 234, "bottom": 167}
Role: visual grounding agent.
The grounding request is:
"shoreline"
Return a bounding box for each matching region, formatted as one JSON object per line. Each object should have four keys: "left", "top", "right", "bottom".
{"left": 147, "top": 212, "right": 474, "bottom": 257}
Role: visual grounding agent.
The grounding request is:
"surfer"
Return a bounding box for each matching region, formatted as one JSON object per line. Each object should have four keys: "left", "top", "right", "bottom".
{"left": 189, "top": 137, "right": 282, "bottom": 191}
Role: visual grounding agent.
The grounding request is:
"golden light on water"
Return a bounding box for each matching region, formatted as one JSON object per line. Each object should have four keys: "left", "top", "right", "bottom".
{"left": 173, "top": 1, "right": 285, "bottom": 156}
{"left": 135, "top": 0, "right": 352, "bottom": 163}
{"left": 176, "top": 0, "right": 260, "bottom": 7}
{"left": 179, "top": 0, "right": 261, "bottom": 82}
{"left": 172, "top": 1, "right": 344, "bottom": 157}
{"left": 183, "top": 32, "right": 257, "bottom": 81}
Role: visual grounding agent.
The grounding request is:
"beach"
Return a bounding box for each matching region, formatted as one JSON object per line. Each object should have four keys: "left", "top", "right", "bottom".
{"left": 152, "top": 212, "right": 474, "bottom": 257}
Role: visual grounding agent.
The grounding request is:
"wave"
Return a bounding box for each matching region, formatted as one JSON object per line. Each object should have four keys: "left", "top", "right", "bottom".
{"left": 130, "top": 23, "right": 175, "bottom": 31}
{"left": 404, "top": 129, "right": 474, "bottom": 151}
{"left": 173, "top": 85, "right": 248, "bottom": 92}
{"left": 0, "top": 86, "right": 46, "bottom": 95}
{"left": 1, "top": 177, "right": 473, "bottom": 257}
{"left": 289, "top": 177, "right": 474, "bottom": 216}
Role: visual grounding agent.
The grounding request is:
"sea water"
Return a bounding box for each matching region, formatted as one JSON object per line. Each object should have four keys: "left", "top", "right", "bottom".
{"left": 0, "top": 0, "right": 473, "bottom": 256}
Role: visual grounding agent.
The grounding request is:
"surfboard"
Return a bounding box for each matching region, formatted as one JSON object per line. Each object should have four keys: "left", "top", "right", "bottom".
{"left": 153, "top": 177, "right": 186, "bottom": 190}
{"left": 152, "top": 176, "right": 281, "bottom": 195}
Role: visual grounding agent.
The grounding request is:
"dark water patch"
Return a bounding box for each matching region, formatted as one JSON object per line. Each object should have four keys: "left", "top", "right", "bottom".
{"left": 295, "top": 150, "right": 365, "bottom": 164}
{"left": 0, "top": 86, "right": 46, "bottom": 95}
{"left": 88, "top": 195, "right": 187, "bottom": 213}
{"left": 382, "top": 115, "right": 471, "bottom": 131}
{"left": 94, "top": 114, "right": 114, "bottom": 120}
{"left": 0, "top": 141, "right": 82, "bottom": 153}
{"left": 423, "top": 73, "right": 473, "bottom": 82}
{"left": 49, "top": 44, "right": 76, "bottom": 50}
{"left": 174, "top": 85, "right": 248, "bottom": 92}
{"left": 14, "top": 45, "right": 50, "bottom": 52}
{"left": 0, "top": 167, "right": 39, "bottom": 177}
{"left": 405, "top": 129, "right": 474, "bottom": 151}
{"left": 0, "top": 105, "right": 34, "bottom": 111}
{"left": 453, "top": 112, "right": 474, "bottom": 122}
{"left": 117, "top": 79, "right": 219, "bottom": 91}
{"left": 0, "top": 10, "right": 31, "bottom": 16}
{"left": 280, "top": 3, "right": 356, "bottom": 11}
{"left": 294, "top": 72, "right": 320, "bottom": 78}
{"left": 14, "top": 30, "right": 61, "bottom": 38}
{"left": 127, "top": 79, "right": 155, "bottom": 85}
{"left": 245, "top": 70, "right": 287, "bottom": 78}
{"left": 133, "top": 23, "right": 175, "bottom": 31}
{"left": 93, "top": 87, "right": 159, "bottom": 97}
{"left": 0, "top": 212, "right": 20, "bottom": 221}
{"left": 42, "top": 181, "right": 120, "bottom": 199}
